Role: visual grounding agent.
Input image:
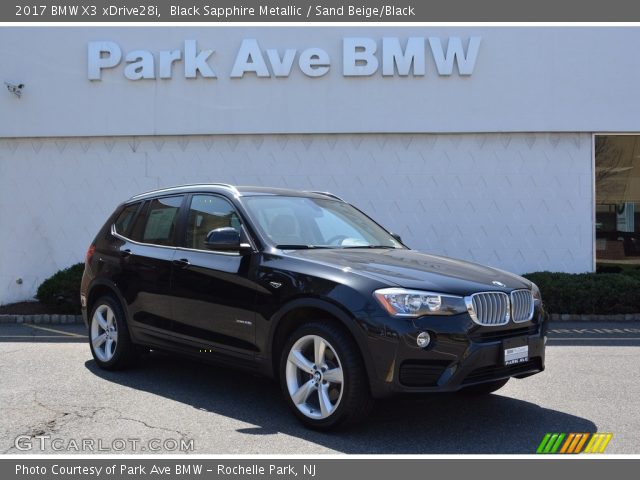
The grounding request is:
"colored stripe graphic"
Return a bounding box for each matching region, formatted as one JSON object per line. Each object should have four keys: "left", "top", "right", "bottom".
{"left": 584, "top": 433, "right": 613, "bottom": 453}
{"left": 565, "top": 433, "right": 582, "bottom": 453}
{"left": 559, "top": 433, "right": 576, "bottom": 453}
{"left": 584, "top": 434, "right": 598, "bottom": 453}
{"left": 549, "top": 433, "right": 566, "bottom": 453}
{"left": 573, "top": 433, "right": 590, "bottom": 453}
{"left": 537, "top": 433, "right": 565, "bottom": 453}
{"left": 536, "top": 433, "right": 552, "bottom": 453}
{"left": 544, "top": 434, "right": 559, "bottom": 453}
{"left": 598, "top": 433, "right": 613, "bottom": 453}
{"left": 537, "top": 433, "right": 612, "bottom": 454}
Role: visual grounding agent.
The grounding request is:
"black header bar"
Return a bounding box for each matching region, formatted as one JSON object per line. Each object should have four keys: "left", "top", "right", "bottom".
{"left": 4, "top": 459, "right": 640, "bottom": 480}
{"left": 4, "top": 0, "right": 640, "bottom": 22}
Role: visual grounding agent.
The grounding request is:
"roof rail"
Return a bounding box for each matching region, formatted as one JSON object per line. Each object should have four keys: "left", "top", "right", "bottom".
{"left": 308, "top": 191, "right": 346, "bottom": 202}
{"left": 209, "top": 183, "right": 240, "bottom": 194}
{"left": 130, "top": 183, "right": 239, "bottom": 200}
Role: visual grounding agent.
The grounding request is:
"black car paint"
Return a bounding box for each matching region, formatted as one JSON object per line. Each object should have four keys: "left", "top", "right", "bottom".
{"left": 81, "top": 185, "right": 547, "bottom": 398}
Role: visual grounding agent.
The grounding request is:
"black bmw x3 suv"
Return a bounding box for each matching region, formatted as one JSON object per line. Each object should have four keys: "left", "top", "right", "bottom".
{"left": 81, "top": 184, "right": 548, "bottom": 429}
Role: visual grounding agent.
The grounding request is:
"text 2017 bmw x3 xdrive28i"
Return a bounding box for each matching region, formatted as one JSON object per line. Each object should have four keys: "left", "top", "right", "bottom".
{"left": 81, "top": 184, "right": 548, "bottom": 429}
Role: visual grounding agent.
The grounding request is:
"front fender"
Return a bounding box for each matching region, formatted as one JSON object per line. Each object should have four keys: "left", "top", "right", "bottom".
{"left": 265, "top": 297, "right": 389, "bottom": 397}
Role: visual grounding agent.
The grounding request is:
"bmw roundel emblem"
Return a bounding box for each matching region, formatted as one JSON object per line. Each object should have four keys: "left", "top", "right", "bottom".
{"left": 492, "top": 281, "right": 506, "bottom": 287}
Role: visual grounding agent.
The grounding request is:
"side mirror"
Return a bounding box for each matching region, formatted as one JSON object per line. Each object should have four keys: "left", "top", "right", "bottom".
{"left": 391, "top": 232, "right": 403, "bottom": 243}
{"left": 204, "top": 227, "right": 251, "bottom": 253}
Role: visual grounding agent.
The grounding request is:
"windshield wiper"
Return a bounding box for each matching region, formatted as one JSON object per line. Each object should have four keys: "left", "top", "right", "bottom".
{"left": 276, "top": 244, "right": 399, "bottom": 250}
{"left": 340, "top": 245, "right": 399, "bottom": 249}
{"left": 275, "top": 245, "right": 335, "bottom": 249}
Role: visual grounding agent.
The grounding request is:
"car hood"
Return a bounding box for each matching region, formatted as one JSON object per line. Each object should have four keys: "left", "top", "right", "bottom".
{"left": 283, "top": 248, "right": 531, "bottom": 296}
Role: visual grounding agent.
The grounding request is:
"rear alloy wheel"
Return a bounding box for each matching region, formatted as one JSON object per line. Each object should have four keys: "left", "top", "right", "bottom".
{"left": 89, "top": 295, "right": 136, "bottom": 370}
{"left": 280, "top": 322, "right": 372, "bottom": 430}
{"left": 91, "top": 304, "right": 118, "bottom": 363}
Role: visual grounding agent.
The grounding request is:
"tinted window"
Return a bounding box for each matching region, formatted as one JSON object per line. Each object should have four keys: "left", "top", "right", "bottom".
{"left": 186, "top": 195, "right": 242, "bottom": 250}
{"left": 129, "top": 202, "right": 149, "bottom": 242}
{"left": 138, "top": 196, "right": 184, "bottom": 246}
{"left": 114, "top": 203, "right": 140, "bottom": 237}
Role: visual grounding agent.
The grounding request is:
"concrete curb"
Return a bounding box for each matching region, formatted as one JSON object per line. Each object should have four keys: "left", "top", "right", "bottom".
{"left": 1, "top": 313, "right": 639, "bottom": 324}
{"left": 0, "top": 314, "right": 83, "bottom": 324}
{"left": 549, "top": 313, "right": 640, "bottom": 322}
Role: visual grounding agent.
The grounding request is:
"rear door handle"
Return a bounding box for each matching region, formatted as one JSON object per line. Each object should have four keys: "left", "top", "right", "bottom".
{"left": 172, "top": 258, "right": 190, "bottom": 268}
{"left": 120, "top": 249, "right": 132, "bottom": 258}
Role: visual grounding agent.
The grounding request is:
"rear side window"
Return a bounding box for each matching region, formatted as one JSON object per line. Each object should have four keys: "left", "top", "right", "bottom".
{"left": 114, "top": 203, "right": 140, "bottom": 237}
{"left": 134, "top": 196, "right": 184, "bottom": 246}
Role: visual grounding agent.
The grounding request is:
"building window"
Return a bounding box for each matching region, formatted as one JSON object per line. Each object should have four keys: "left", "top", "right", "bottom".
{"left": 595, "top": 135, "right": 640, "bottom": 265}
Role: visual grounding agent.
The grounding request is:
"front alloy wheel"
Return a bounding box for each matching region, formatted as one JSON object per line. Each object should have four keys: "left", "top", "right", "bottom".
{"left": 285, "top": 335, "right": 344, "bottom": 420}
{"left": 280, "top": 322, "right": 373, "bottom": 430}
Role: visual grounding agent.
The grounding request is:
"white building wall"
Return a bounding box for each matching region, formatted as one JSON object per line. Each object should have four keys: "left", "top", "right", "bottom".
{"left": 0, "top": 132, "right": 593, "bottom": 305}
{"left": 3, "top": 28, "right": 640, "bottom": 136}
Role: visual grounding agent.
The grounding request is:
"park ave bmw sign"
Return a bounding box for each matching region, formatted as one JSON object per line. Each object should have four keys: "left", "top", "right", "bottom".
{"left": 87, "top": 37, "right": 481, "bottom": 80}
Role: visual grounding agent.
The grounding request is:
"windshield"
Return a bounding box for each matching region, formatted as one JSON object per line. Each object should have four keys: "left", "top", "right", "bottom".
{"left": 242, "top": 196, "right": 404, "bottom": 249}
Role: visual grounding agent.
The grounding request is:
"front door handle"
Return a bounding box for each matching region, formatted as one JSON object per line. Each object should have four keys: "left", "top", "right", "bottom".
{"left": 120, "top": 249, "right": 132, "bottom": 258}
{"left": 172, "top": 258, "right": 190, "bottom": 268}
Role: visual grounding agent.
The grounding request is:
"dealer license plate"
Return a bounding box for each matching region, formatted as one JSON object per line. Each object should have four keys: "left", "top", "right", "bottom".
{"left": 503, "top": 337, "right": 529, "bottom": 365}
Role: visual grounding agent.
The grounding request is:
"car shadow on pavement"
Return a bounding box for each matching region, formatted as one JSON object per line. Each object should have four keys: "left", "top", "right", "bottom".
{"left": 85, "top": 352, "right": 596, "bottom": 454}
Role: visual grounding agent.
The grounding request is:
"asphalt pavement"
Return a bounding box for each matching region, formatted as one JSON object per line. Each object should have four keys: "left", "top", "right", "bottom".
{"left": 0, "top": 322, "right": 638, "bottom": 454}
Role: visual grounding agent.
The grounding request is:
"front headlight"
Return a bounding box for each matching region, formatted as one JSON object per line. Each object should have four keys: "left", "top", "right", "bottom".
{"left": 373, "top": 288, "right": 467, "bottom": 317}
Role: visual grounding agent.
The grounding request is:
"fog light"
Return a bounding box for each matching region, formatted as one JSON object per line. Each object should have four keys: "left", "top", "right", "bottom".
{"left": 416, "top": 331, "right": 431, "bottom": 348}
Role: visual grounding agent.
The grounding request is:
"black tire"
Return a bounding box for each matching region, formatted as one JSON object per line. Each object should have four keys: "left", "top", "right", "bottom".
{"left": 279, "top": 321, "right": 373, "bottom": 430}
{"left": 459, "top": 378, "right": 509, "bottom": 396}
{"left": 88, "top": 295, "right": 137, "bottom": 370}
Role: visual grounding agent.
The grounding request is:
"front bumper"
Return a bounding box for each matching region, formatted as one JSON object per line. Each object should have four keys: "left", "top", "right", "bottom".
{"left": 81, "top": 306, "right": 89, "bottom": 328}
{"left": 364, "top": 308, "right": 548, "bottom": 396}
{"left": 80, "top": 293, "right": 89, "bottom": 328}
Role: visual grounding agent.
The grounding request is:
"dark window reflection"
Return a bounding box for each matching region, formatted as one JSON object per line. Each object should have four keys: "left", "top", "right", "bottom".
{"left": 595, "top": 136, "right": 640, "bottom": 264}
